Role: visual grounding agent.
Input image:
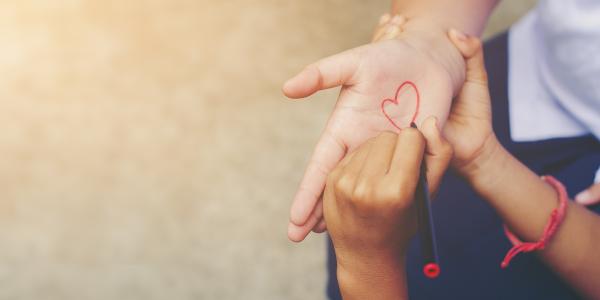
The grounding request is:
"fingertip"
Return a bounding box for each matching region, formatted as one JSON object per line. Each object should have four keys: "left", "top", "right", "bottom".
{"left": 575, "top": 190, "right": 593, "bottom": 205}
{"left": 449, "top": 28, "right": 467, "bottom": 43}
{"left": 290, "top": 187, "right": 324, "bottom": 226}
{"left": 421, "top": 116, "right": 443, "bottom": 146}
{"left": 422, "top": 116, "right": 439, "bottom": 133}
{"left": 422, "top": 116, "right": 453, "bottom": 160}
{"left": 448, "top": 31, "right": 487, "bottom": 84}
{"left": 282, "top": 80, "right": 294, "bottom": 97}
{"left": 312, "top": 218, "right": 327, "bottom": 233}
{"left": 466, "top": 37, "right": 483, "bottom": 62}
{"left": 383, "top": 25, "right": 401, "bottom": 37}
{"left": 397, "top": 127, "right": 426, "bottom": 153}
{"left": 379, "top": 13, "right": 391, "bottom": 25}
{"left": 400, "top": 125, "right": 425, "bottom": 140}
{"left": 283, "top": 66, "right": 321, "bottom": 98}
{"left": 448, "top": 29, "right": 469, "bottom": 56}
{"left": 289, "top": 200, "right": 309, "bottom": 226}
{"left": 389, "top": 14, "right": 406, "bottom": 26}
{"left": 448, "top": 28, "right": 482, "bottom": 58}
{"left": 288, "top": 222, "right": 309, "bottom": 242}
{"left": 377, "top": 15, "right": 405, "bottom": 41}
{"left": 471, "top": 37, "right": 483, "bottom": 50}
{"left": 289, "top": 199, "right": 311, "bottom": 227}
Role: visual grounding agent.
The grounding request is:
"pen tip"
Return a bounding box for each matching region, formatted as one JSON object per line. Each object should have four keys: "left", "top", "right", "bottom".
{"left": 424, "top": 263, "right": 440, "bottom": 279}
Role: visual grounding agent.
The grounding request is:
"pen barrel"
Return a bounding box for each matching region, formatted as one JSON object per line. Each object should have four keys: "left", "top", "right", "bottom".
{"left": 415, "top": 166, "right": 438, "bottom": 266}
{"left": 409, "top": 122, "right": 440, "bottom": 278}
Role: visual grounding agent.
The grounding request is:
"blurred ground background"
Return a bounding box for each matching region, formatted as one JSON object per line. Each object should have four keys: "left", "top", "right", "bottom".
{"left": 0, "top": 1, "right": 534, "bottom": 299}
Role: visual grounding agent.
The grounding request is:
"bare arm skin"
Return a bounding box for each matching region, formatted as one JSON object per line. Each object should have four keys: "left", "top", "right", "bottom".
{"left": 391, "top": 0, "right": 499, "bottom": 36}
{"left": 465, "top": 138, "right": 600, "bottom": 298}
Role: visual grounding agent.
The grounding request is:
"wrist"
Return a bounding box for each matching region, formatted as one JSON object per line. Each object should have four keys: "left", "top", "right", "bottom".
{"left": 391, "top": 1, "right": 492, "bottom": 36}
{"left": 335, "top": 246, "right": 406, "bottom": 274}
{"left": 337, "top": 253, "right": 407, "bottom": 299}
{"left": 457, "top": 134, "right": 507, "bottom": 186}
{"left": 400, "top": 18, "right": 466, "bottom": 94}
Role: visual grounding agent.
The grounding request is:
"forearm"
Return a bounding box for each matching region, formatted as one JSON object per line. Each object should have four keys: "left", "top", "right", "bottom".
{"left": 465, "top": 137, "right": 600, "bottom": 298}
{"left": 390, "top": 0, "right": 499, "bottom": 36}
{"left": 337, "top": 254, "right": 408, "bottom": 300}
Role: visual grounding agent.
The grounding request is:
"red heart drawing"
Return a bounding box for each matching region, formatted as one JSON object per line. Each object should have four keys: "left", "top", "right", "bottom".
{"left": 380, "top": 81, "right": 420, "bottom": 130}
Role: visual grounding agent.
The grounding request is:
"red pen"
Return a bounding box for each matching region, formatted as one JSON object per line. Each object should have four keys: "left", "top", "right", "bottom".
{"left": 411, "top": 122, "right": 440, "bottom": 279}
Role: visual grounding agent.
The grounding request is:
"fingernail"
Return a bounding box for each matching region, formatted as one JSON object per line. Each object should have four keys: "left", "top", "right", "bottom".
{"left": 379, "top": 14, "right": 391, "bottom": 24}
{"left": 575, "top": 191, "right": 592, "bottom": 204}
{"left": 450, "top": 28, "right": 467, "bottom": 41}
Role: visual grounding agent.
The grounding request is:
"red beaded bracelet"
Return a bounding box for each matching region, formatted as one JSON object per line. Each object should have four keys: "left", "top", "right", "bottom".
{"left": 501, "top": 176, "right": 568, "bottom": 268}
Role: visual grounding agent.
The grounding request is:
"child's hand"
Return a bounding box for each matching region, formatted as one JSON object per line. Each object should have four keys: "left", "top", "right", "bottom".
{"left": 323, "top": 117, "right": 452, "bottom": 270}
{"left": 284, "top": 16, "right": 466, "bottom": 242}
{"left": 442, "top": 30, "right": 497, "bottom": 177}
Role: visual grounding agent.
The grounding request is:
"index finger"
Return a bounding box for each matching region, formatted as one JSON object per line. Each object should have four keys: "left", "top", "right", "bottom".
{"left": 388, "top": 128, "right": 426, "bottom": 184}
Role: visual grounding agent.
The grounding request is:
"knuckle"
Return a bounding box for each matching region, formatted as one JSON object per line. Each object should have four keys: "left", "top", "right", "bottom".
{"left": 352, "top": 178, "right": 374, "bottom": 202}
{"left": 334, "top": 174, "right": 355, "bottom": 198}
{"left": 395, "top": 182, "right": 413, "bottom": 201}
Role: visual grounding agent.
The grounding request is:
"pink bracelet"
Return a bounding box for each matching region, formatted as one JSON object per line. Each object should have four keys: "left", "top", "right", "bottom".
{"left": 501, "top": 176, "right": 568, "bottom": 268}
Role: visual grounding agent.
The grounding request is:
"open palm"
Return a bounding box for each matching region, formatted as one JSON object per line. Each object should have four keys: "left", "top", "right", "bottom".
{"left": 285, "top": 34, "right": 461, "bottom": 242}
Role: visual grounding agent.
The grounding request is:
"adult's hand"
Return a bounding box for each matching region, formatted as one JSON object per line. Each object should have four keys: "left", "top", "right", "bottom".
{"left": 284, "top": 16, "right": 466, "bottom": 242}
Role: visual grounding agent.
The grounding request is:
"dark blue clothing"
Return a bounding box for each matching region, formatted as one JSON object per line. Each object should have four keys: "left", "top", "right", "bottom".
{"left": 326, "top": 32, "right": 600, "bottom": 300}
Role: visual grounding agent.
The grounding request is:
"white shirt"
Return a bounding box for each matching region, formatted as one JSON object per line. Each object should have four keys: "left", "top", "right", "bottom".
{"left": 509, "top": 0, "right": 600, "bottom": 182}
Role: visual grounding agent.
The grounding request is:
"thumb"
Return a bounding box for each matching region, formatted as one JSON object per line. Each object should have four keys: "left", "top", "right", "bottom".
{"left": 282, "top": 47, "right": 362, "bottom": 99}
{"left": 444, "top": 29, "right": 492, "bottom": 125}
{"left": 575, "top": 182, "right": 600, "bottom": 206}
{"left": 420, "top": 116, "right": 453, "bottom": 198}
{"left": 448, "top": 29, "right": 488, "bottom": 86}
